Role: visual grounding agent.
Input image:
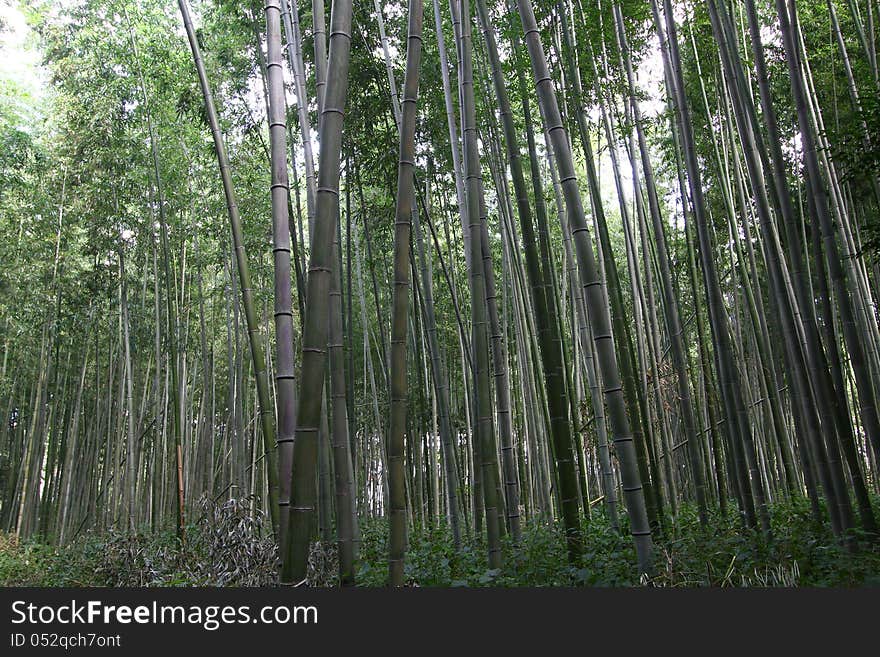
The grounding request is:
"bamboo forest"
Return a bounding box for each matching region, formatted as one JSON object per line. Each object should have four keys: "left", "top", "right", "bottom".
{"left": 2, "top": 0, "right": 880, "bottom": 589}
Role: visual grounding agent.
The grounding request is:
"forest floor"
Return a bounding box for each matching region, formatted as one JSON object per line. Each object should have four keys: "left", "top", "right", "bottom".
{"left": 2, "top": 498, "right": 879, "bottom": 587}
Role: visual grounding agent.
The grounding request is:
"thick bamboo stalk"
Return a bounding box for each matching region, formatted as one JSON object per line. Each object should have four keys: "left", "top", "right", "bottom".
{"left": 283, "top": 0, "right": 354, "bottom": 584}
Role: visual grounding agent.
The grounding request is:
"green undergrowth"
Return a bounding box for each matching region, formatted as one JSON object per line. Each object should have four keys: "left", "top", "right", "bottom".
{"left": 2, "top": 497, "right": 879, "bottom": 587}
{"left": 357, "top": 496, "right": 880, "bottom": 587}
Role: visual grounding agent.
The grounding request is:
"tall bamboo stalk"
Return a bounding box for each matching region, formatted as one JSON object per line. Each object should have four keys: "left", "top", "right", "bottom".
{"left": 177, "top": 0, "right": 280, "bottom": 538}
{"left": 515, "top": 0, "right": 653, "bottom": 575}
{"left": 283, "top": 0, "right": 354, "bottom": 584}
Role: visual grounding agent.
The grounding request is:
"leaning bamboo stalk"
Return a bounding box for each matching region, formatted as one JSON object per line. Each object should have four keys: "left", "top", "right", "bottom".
{"left": 177, "top": 0, "right": 281, "bottom": 538}
{"left": 515, "top": 0, "right": 654, "bottom": 575}
{"left": 281, "top": 0, "right": 318, "bottom": 239}
{"left": 476, "top": 0, "right": 576, "bottom": 554}
{"left": 611, "top": 1, "right": 708, "bottom": 524}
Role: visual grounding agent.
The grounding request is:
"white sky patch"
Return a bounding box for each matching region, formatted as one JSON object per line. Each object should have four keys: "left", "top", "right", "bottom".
{"left": 589, "top": 33, "right": 669, "bottom": 224}
{"left": 0, "top": 1, "right": 47, "bottom": 105}
{"left": 635, "top": 32, "right": 666, "bottom": 119}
